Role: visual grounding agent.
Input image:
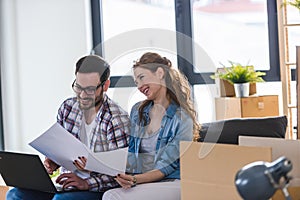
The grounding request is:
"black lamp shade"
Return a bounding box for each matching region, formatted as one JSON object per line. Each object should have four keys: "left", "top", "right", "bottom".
{"left": 235, "top": 157, "right": 292, "bottom": 200}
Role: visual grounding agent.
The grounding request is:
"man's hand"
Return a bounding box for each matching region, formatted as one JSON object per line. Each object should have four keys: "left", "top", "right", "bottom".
{"left": 56, "top": 172, "right": 89, "bottom": 190}
{"left": 44, "top": 158, "right": 59, "bottom": 175}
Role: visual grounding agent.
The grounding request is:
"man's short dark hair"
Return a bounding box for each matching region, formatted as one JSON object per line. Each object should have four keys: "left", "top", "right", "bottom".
{"left": 75, "top": 55, "right": 110, "bottom": 83}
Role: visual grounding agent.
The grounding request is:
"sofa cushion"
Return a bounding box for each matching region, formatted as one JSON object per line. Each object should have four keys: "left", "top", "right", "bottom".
{"left": 198, "top": 116, "right": 287, "bottom": 144}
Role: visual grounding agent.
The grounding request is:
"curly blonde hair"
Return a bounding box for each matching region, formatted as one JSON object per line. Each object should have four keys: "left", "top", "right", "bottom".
{"left": 133, "top": 52, "right": 200, "bottom": 141}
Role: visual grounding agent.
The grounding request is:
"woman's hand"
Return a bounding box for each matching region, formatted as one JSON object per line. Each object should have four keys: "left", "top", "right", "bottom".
{"left": 44, "top": 158, "right": 59, "bottom": 175}
{"left": 114, "top": 174, "right": 136, "bottom": 189}
{"left": 73, "top": 156, "right": 87, "bottom": 171}
{"left": 115, "top": 170, "right": 164, "bottom": 189}
{"left": 56, "top": 172, "right": 89, "bottom": 190}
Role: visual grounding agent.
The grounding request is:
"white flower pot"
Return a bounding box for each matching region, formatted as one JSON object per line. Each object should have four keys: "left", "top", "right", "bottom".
{"left": 234, "top": 83, "right": 250, "bottom": 97}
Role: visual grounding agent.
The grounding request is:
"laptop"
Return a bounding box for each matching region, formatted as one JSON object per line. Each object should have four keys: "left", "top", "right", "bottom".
{"left": 0, "top": 151, "right": 75, "bottom": 193}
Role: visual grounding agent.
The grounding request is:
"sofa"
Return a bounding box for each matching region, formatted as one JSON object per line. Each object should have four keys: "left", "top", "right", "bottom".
{"left": 198, "top": 115, "right": 287, "bottom": 144}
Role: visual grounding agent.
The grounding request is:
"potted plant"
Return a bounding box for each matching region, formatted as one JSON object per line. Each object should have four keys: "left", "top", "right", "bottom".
{"left": 281, "top": 0, "right": 300, "bottom": 10}
{"left": 211, "top": 61, "right": 266, "bottom": 97}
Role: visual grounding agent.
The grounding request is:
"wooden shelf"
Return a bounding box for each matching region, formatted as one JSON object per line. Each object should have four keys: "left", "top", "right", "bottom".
{"left": 277, "top": 0, "right": 300, "bottom": 139}
{"left": 297, "top": 46, "right": 300, "bottom": 139}
{"left": 288, "top": 104, "right": 297, "bottom": 109}
{"left": 284, "top": 23, "right": 300, "bottom": 27}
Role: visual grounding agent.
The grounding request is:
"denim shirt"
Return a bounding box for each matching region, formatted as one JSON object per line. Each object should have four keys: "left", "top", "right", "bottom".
{"left": 126, "top": 101, "right": 193, "bottom": 179}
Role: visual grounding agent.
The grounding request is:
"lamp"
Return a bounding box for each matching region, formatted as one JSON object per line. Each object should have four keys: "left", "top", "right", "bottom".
{"left": 235, "top": 156, "right": 293, "bottom": 200}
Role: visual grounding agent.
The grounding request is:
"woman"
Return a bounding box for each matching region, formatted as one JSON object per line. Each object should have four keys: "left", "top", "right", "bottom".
{"left": 102, "top": 52, "right": 200, "bottom": 200}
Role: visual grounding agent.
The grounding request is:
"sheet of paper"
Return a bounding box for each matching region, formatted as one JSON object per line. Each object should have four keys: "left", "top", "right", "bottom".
{"left": 29, "top": 123, "right": 128, "bottom": 176}
{"left": 86, "top": 147, "right": 128, "bottom": 176}
{"left": 29, "top": 123, "right": 88, "bottom": 172}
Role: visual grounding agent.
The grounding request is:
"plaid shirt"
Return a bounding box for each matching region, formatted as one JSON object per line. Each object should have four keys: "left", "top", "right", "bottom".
{"left": 57, "top": 94, "right": 130, "bottom": 192}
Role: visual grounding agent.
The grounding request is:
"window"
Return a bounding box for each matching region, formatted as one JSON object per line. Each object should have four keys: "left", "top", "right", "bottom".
{"left": 100, "top": 0, "right": 178, "bottom": 110}
{"left": 192, "top": 0, "right": 271, "bottom": 72}
{"left": 90, "top": 0, "right": 282, "bottom": 121}
{"left": 102, "top": 0, "right": 177, "bottom": 77}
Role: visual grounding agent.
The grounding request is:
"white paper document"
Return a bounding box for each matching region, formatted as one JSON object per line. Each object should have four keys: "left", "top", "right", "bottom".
{"left": 29, "top": 123, "right": 128, "bottom": 176}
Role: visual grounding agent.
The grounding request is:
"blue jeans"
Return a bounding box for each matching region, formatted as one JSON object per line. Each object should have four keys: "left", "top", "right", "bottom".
{"left": 6, "top": 187, "right": 103, "bottom": 200}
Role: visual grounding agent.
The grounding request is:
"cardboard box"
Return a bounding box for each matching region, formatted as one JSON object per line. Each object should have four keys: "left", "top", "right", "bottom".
{"left": 180, "top": 141, "right": 272, "bottom": 200}
{"left": 215, "top": 97, "right": 241, "bottom": 120}
{"left": 273, "top": 187, "right": 300, "bottom": 200}
{"left": 239, "top": 136, "right": 300, "bottom": 186}
{"left": 241, "top": 95, "right": 279, "bottom": 118}
{"left": 215, "top": 95, "right": 279, "bottom": 120}
{"left": 239, "top": 136, "right": 300, "bottom": 200}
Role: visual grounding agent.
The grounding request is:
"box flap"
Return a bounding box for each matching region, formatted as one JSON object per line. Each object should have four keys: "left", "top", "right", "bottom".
{"left": 180, "top": 141, "right": 271, "bottom": 185}
{"left": 239, "top": 136, "right": 300, "bottom": 186}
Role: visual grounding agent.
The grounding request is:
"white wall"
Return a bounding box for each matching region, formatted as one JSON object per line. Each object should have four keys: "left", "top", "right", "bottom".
{"left": 0, "top": 0, "right": 92, "bottom": 152}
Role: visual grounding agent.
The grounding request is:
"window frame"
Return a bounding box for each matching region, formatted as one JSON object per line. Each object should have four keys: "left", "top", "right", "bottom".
{"left": 0, "top": 49, "right": 5, "bottom": 150}
{"left": 90, "top": 0, "right": 282, "bottom": 87}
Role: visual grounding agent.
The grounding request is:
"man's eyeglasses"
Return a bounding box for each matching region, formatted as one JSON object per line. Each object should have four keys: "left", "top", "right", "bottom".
{"left": 72, "top": 80, "right": 104, "bottom": 95}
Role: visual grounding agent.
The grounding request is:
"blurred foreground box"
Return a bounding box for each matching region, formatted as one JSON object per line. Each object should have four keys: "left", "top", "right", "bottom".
{"left": 180, "top": 141, "right": 271, "bottom": 200}
{"left": 239, "top": 136, "right": 300, "bottom": 200}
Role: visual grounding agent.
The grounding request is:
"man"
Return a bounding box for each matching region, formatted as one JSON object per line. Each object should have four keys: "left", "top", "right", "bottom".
{"left": 6, "top": 55, "right": 130, "bottom": 200}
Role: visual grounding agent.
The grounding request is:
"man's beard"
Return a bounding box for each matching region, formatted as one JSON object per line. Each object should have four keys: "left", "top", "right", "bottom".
{"left": 78, "top": 90, "right": 103, "bottom": 111}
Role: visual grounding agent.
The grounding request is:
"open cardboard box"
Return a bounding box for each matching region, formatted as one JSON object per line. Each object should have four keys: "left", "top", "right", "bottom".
{"left": 239, "top": 136, "right": 300, "bottom": 200}
{"left": 180, "top": 141, "right": 272, "bottom": 200}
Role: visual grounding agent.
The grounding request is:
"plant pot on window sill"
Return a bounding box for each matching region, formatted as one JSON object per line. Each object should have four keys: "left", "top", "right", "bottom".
{"left": 210, "top": 61, "right": 266, "bottom": 98}
{"left": 219, "top": 79, "right": 256, "bottom": 97}
{"left": 234, "top": 82, "right": 250, "bottom": 97}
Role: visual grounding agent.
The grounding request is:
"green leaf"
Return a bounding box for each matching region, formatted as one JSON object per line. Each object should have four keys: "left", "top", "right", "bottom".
{"left": 281, "top": 0, "right": 300, "bottom": 10}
